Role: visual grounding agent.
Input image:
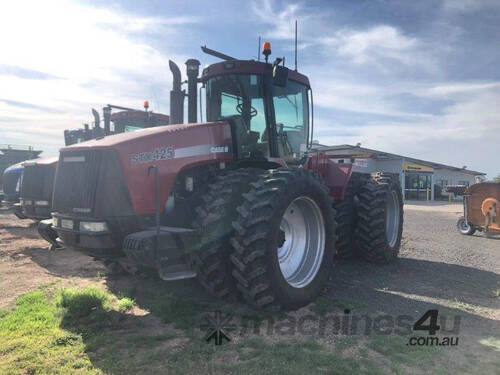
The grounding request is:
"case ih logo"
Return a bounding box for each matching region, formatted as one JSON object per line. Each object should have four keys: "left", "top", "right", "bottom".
{"left": 210, "top": 145, "right": 229, "bottom": 153}
{"left": 131, "top": 147, "right": 175, "bottom": 164}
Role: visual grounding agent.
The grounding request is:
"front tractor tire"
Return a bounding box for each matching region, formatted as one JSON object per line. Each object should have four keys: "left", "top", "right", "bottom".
{"left": 191, "top": 168, "right": 263, "bottom": 300}
{"left": 230, "top": 168, "right": 336, "bottom": 311}
{"left": 355, "top": 172, "right": 404, "bottom": 264}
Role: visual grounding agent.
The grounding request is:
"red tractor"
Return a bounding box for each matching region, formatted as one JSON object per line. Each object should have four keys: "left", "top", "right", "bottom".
{"left": 40, "top": 44, "right": 403, "bottom": 311}
{"left": 21, "top": 104, "right": 170, "bottom": 222}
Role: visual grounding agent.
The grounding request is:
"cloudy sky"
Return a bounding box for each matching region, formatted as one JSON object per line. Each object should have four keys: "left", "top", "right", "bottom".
{"left": 0, "top": 0, "right": 499, "bottom": 177}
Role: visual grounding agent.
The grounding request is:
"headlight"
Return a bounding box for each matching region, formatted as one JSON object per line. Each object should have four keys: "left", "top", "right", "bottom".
{"left": 52, "top": 216, "right": 58, "bottom": 227}
{"left": 61, "top": 219, "right": 74, "bottom": 230}
{"left": 22, "top": 199, "right": 33, "bottom": 205}
{"left": 15, "top": 179, "right": 20, "bottom": 192}
{"left": 35, "top": 200, "right": 49, "bottom": 206}
{"left": 79, "top": 221, "right": 108, "bottom": 232}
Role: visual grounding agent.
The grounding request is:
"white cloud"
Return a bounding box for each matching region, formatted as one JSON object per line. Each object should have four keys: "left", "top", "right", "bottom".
{"left": 321, "top": 25, "right": 436, "bottom": 71}
{"left": 329, "top": 26, "right": 417, "bottom": 64}
{"left": 252, "top": 1, "right": 434, "bottom": 73}
{"left": 0, "top": 0, "right": 193, "bottom": 154}
{"left": 251, "top": 0, "right": 302, "bottom": 40}
{"left": 416, "top": 82, "right": 500, "bottom": 96}
{"left": 311, "top": 77, "right": 436, "bottom": 119}
{"left": 315, "top": 83, "right": 500, "bottom": 177}
{"left": 443, "top": 0, "right": 500, "bottom": 12}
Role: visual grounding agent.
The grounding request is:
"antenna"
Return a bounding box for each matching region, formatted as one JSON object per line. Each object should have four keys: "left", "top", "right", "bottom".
{"left": 294, "top": 20, "right": 298, "bottom": 71}
{"left": 258, "top": 36, "right": 261, "bottom": 61}
{"left": 201, "top": 45, "right": 236, "bottom": 61}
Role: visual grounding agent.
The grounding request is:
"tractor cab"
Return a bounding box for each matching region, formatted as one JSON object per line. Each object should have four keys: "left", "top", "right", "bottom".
{"left": 201, "top": 55, "right": 311, "bottom": 164}
{"left": 202, "top": 60, "right": 311, "bottom": 165}
{"left": 171, "top": 44, "right": 312, "bottom": 166}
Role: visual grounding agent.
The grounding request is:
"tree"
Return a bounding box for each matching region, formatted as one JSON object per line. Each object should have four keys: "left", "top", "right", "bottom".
{"left": 494, "top": 174, "right": 500, "bottom": 183}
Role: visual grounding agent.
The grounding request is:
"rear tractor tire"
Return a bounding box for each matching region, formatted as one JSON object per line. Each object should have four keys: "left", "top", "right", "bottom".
{"left": 355, "top": 172, "right": 403, "bottom": 264}
{"left": 230, "top": 168, "right": 336, "bottom": 311}
{"left": 457, "top": 217, "right": 475, "bottom": 235}
{"left": 191, "top": 168, "right": 264, "bottom": 301}
{"left": 332, "top": 172, "right": 364, "bottom": 259}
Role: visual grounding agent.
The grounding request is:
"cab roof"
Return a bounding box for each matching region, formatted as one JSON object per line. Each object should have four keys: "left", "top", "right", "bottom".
{"left": 201, "top": 60, "right": 310, "bottom": 88}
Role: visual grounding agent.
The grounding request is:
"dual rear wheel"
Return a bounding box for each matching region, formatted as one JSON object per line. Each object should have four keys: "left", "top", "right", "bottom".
{"left": 333, "top": 172, "right": 404, "bottom": 263}
{"left": 193, "top": 168, "right": 403, "bottom": 311}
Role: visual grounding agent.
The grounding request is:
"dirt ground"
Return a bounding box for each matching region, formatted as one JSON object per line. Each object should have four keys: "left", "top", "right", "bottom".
{"left": 0, "top": 202, "right": 499, "bottom": 373}
{"left": 326, "top": 202, "right": 500, "bottom": 364}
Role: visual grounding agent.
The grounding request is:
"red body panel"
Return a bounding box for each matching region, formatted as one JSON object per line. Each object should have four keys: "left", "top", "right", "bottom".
{"left": 62, "top": 122, "right": 233, "bottom": 215}
{"left": 304, "top": 153, "right": 353, "bottom": 200}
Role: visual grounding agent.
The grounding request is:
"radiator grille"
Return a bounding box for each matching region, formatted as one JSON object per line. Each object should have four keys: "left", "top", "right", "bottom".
{"left": 2, "top": 171, "right": 20, "bottom": 196}
{"left": 52, "top": 151, "right": 101, "bottom": 215}
{"left": 22, "top": 164, "right": 57, "bottom": 201}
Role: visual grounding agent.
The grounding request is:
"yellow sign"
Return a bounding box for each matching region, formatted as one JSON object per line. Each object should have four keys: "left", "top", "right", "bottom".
{"left": 403, "top": 163, "right": 434, "bottom": 172}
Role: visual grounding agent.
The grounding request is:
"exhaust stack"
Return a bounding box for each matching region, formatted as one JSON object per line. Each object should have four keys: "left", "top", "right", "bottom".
{"left": 103, "top": 106, "right": 111, "bottom": 134}
{"left": 91, "top": 108, "right": 100, "bottom": 129}
{"left": 169, "top": 60, "right": 184, "bottom": 125}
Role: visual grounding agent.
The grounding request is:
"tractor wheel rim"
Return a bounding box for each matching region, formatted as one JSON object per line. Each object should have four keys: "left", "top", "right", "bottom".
{"left": 277, "top": 196, "right": 325, "bottom": 288}
{"left": 386, "top": 190, "right": 400, "bottom": 248}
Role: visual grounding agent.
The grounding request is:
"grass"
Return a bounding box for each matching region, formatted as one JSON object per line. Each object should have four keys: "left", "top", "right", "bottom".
{"left": 118, "top": 297, "right": 135, "bottom": 312}
{"left": 150, "top": 292, "right": 204, "bottom": 329}
{"left": 314, "top": 296, "right": 366, "bottom": 316}
{"left": 0, "top": 287, "right": 382, "bottom": 374}
{"left": 0, "top": 290, "right": 98, "bottom": 374}
{"left": 367, "top": 335, "right": 439, "bottom": 374}
{"left": 1, "top": 285, "right": 490, "bottom": 374}
{"left": 59, "top": 286, "right": 110, "bottom": 317}
{"left": 126, "top": 332, "right": 178, "bottom": 347}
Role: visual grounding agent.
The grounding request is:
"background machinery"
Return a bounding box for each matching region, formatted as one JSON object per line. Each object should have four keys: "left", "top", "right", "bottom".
{"left": 19, "top": 103, "right": 169, "bottom": 222}
{"left": 1, "top": 162, "right": 27, "bottom": 218}
{"left": 41, "top": 43, "right": 404, "bottom": 311}
{"left": 450, "top": 182, "right": 500, "bottom": 235}
{"left": 1, "top": 145, "right": 42, "bottom": 218}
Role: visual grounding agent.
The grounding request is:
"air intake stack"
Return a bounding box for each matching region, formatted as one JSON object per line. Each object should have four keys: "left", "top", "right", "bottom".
{"left": 186, "top": 59, "right": 200, "bottom": 123}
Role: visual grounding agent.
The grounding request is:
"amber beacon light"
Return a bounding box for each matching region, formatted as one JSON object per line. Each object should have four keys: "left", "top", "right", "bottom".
{"left": 262, "top": 41, "right": 272, "bottom": 63}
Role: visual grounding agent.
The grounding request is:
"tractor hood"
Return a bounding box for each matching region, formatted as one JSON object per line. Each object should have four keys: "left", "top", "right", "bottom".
{"left": 53, "top": 121, "right": 233, "bottom": 216}
{"left": 4, "top": 161, "right": 25, "bottom": 174}
{"left": 61, "top": 122, "right": 231, "bottom": 152}
{"left": 23, "top": 156, "right": 58, "bottom": 167}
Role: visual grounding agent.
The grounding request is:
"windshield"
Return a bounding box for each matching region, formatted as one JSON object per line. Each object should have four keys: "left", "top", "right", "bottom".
{"left": 206, "top": 74, "right": 269, "bottom": 158}
{"left": 206, "top": 73, "right": 309, "bottom": 162}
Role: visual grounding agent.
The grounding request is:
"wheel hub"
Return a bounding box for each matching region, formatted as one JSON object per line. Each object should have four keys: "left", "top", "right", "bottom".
{"left": 277, "top": 196, "right": 325, "bottom": 288}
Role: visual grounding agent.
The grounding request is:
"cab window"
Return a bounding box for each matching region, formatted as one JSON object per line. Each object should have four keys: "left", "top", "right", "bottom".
{"left": 273, "top": 80, "right": 309, "bottom": 163}
{"left": 207, "top": 74, "right": 269, "bottom": 158}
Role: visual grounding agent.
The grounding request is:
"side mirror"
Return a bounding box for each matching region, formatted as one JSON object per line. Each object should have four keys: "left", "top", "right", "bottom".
{"left": 273, "top": 65, "right": 289, "bottom": 87}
